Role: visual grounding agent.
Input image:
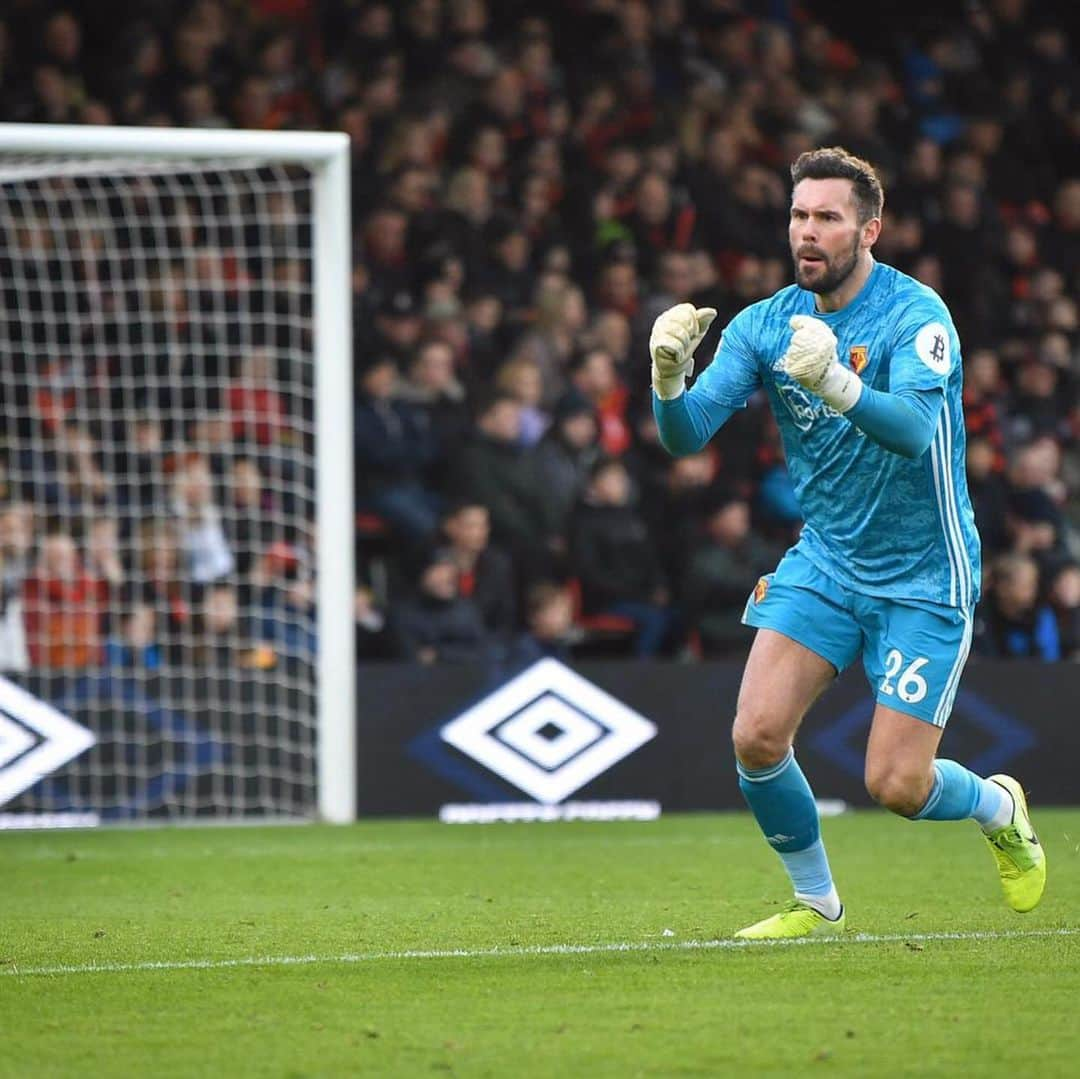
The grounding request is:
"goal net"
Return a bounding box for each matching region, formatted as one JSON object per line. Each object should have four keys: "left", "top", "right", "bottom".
{"left": 0, "top": 125, "right": 354, "bottom": 824}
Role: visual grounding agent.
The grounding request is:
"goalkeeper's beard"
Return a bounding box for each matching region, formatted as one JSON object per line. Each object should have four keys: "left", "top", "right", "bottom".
{"left": 793, "top": 236, "right": 860, "bottom": 295}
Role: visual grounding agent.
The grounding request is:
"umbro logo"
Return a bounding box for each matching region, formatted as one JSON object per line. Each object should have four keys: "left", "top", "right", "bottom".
{"left": 438, "top": 659, "right": 657, "bottom": 804}
{"left": 0, "top": 677, "right": 95, "bottom": 807}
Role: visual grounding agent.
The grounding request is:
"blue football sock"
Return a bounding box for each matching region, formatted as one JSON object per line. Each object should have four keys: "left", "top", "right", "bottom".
{"left": 911, "top": 759, "right": 1010, "bottom": 827}
{"left": 737, "top": 749, "right": 836, "bottom": 900}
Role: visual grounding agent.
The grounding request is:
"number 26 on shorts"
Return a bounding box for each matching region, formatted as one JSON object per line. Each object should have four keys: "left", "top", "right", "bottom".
{"left": 879, "top": 650, "right": 929, "bottom": 704}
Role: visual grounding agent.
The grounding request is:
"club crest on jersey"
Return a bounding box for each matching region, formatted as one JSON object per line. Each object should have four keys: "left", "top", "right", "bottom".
{"left": 753, "top": 577, "right": 769, "bottom": 604}
{"left": 849, "top": 346, "right": 869, "bottom": 374}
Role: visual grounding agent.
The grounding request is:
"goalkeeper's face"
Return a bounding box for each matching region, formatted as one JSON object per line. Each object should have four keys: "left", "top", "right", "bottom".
{"left": 789, "top": 178, "right": 866, "bottom": 295}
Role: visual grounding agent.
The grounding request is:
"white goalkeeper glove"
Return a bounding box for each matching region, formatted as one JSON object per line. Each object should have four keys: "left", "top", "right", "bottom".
{"left": 781, "top": 315, "right": 863, "bottom": 413}
{"left": 649, "top": 303, "right": 718, "bottom": 399}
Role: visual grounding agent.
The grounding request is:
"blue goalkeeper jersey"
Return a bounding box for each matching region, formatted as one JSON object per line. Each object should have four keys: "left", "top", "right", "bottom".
{"left": 692, "top": 260, "right": 980, "bottom": 608}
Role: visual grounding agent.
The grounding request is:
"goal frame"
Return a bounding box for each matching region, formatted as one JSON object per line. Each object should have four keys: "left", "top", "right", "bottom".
{"left": 0, "top": 122, "right": 356, "bottom": 823}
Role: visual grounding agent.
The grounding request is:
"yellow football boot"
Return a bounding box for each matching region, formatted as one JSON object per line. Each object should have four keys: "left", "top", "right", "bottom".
{"left": 983, "top": 774, "right": 1046, "bottom": 913}
{"left": 735, "top": 900, "right": 846, "bottom": 940}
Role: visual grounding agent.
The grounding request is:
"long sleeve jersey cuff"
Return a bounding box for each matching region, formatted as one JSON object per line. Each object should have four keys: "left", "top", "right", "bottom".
{"left": 846, "top": 385, "right": 942, "bottom": 459}
{"left": 652, "top": 390, "right": 733, "bottom": 456}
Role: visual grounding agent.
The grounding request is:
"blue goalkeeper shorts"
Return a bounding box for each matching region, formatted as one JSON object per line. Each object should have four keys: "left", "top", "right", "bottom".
{"left": 741, "top": 547, "right": 973, "bottom": 727}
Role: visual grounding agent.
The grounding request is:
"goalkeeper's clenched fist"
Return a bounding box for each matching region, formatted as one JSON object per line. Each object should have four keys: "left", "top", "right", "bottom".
{"left": 781, "top": 314, "right": 863, "bottom": 412}
{"left": 649, "top": 303, "right": 718, "bottom": 399}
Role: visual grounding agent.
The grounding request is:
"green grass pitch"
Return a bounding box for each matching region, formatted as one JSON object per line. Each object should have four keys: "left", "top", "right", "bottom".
{"left": 4, "top": 809, "right": 1079, "bottom": 1078}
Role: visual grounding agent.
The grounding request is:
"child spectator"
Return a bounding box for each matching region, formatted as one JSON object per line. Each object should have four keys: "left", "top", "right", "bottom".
{"left": 104, "top": 602, "right": 162, "bottom": 672}
{"left": 197, "top": 582, "right": 242, "bottom": 669}
{"left": 506, "top": 581, "right": 578, "bottom": 668}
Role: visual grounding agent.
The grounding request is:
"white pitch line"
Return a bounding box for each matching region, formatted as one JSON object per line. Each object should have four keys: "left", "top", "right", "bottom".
{"left": 4, "top": 927, "right": 1079, "bottom": 978}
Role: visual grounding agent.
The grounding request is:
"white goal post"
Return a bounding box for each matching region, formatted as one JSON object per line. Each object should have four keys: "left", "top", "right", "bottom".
{"left": 0, "top": 123, "right": 355, "bottom": 823}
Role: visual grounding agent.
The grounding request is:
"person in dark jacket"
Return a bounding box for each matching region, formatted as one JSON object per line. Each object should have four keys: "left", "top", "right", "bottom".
{"left": 682, "top": 492, "right": 782, "bottom": 656}
{"left": 441, "top": 499, "right": 516, "bottom": 641}
{"left": 972, "top": 553, "right": 1060, "bottom": 660}
{"left": 534, "top": 390, "right": 601, "bottom": 543}
{"left": 354, "top": 355, "right": 441, "bottom": 544}
{"left": 391, "top": 547, "right": 494, "bottom": 665}
{"left": 1047, "top": 559, "right": 1080, "bottom": 662}
{"left": 570, "top": 458, "right": 675, "bottom": 656}
{"left": 449, "top": 393, "right": 558, "bottom": 580}
{"left": 396, "top": 339, "right": 471, "bottom": 485}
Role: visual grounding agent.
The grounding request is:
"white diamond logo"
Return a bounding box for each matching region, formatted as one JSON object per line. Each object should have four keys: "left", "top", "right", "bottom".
{"left": 440, "top": 659, "right": 657, "bottom": 804}
{"left": 0, "top": 676, "right": 96, "bottom": 807}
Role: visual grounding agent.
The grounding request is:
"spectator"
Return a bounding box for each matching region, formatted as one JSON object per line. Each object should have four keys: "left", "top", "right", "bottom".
{"left": 494, "top": 357, "right": 549, "bottom": 447}
{"left": 626, "top": 171, "right": 698, "bottom": 279}
{"left": 0, "top": 502, "right": 35, "bottom": 595}
{"left": 569, "top": 347, "right": 631, "bottom": 457}
{"left": 196, "top": 582, "right": 242, "bottom": 669}
{"left": 535, "top": 391, "right": 601, "bottom": 540}
{"left": 172, "top": 452, "right": 235, "bottom": 585}
{"left": 682, "top": 493, "right": 782, "bottom": 657}
{"left": 570, "top": 458, "right": 674, "bottom": 657}
{"left": 224, "top": 457, "right": 274, "bottom": 577}
{"left": 973, "top": 554, "right": 1060, "bottom": 660}
{"left": 505, "top": 581, "right": 578, "bottom": 668}
{"left": 85, "top": 516, "right": 125, "bottom": 593}
{"left": 366, "top": 285, "right": 425, "bottom": 365}
{"left": 104, "top": 602, "right": 162, "bottom": 672}
{"left": 228, "top": 349, "right": 287, "bottom": 448}
{"left": 355, "top": 585, "right": 393, "bottom": 662}
{"left": 440, "top": 500, "right": 516, "bottom": 641}
{"left": 135, "top": 521, "right": 193, "bottom": 665}
{"left": 1047, "top": 560, "right": 1080, "bottom": 661}
{"left": 57, "top": 424, "right": 110, "bottom": 515}
{"left": 396, "top": 339, "right": 471, "bottom": 472}
{"left": 391, "top": 547, "right": 492, "bottom": 665}
{"left": 354, "top": 355, "right": 441, "bottom": 544}
{"left": 449, "top": 394, "right": 557, "bottom": 577}
{"left": 511, "top": 278, "right": 588, "bottom": 405}
{"left": 654, "top": 449, "right": 723, "bottom": 591}
{"left": 966, "top": 435, "right": 1010, "bottom": 556}
{"left": 0, "top": 549, "right": 30, "bottom": 672}
{"left": 23, "top": 531, "right": 105, "bottom": 669}
{"left": 115, "top": 416, "right": 169, "bottom": 513}
{"left": 252, "top": 541, "right": 317, "bottom": 664}
{"left": 477, "top": 216, "right": 533, "bottom": 322}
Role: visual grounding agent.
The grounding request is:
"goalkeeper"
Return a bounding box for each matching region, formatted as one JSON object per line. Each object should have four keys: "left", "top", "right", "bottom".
{"left": 651, "top": 147, "right": 1045, "bottom": 939}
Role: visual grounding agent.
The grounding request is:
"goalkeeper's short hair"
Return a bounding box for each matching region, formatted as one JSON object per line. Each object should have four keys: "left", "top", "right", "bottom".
{"left": 791, "top": 146, "right": 884, "bottom": 225}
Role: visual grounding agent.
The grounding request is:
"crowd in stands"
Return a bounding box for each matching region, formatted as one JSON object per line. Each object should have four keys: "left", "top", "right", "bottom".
{"left": 0, "top": 0, "right": 1078, "bottom": 671}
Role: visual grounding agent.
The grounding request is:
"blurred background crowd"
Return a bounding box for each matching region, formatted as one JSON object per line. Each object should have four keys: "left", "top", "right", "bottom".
{"left": 0, "top": 0, "right": 1078, "bottom": 673}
